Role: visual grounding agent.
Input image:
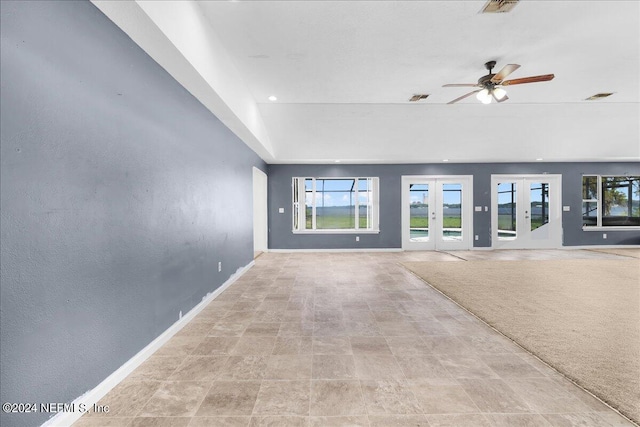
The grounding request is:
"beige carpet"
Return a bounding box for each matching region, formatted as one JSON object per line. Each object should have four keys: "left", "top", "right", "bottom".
{"left": 588, "top": 248, "right": 640, "bottom": 259}
{"left": 402, "top": 258, "right": 640, "bottom": 424}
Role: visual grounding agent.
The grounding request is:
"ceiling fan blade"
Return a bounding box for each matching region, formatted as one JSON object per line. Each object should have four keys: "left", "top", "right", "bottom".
{"left": 442, "top": 83, "right": 480, "bottom": 87}
{"left": 490, "top": 64, "right": 521, "bottom": 83}
{"left": 502, "top": 74, "right": 555, "bottom": 86}
{"left": 447, "top": 89, "right": 481, "bottom": 104}
{"left": 492, "top": 92, "right": 509, "bottom": 103}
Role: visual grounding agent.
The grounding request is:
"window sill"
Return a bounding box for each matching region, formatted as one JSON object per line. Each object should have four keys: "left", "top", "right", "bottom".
{"left": 292, "top": 229, "right": 380, "bottom": 235}
{"left": 583, "top": 226, "right": 640, "bottom": 231}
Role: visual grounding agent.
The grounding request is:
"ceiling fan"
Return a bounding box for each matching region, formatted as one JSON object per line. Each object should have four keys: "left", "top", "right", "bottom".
{"left": 443, "top": 61, "right": 554, "bottom": 104}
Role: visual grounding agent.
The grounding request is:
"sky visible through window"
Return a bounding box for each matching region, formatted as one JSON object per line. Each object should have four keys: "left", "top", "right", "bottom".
{"left": 410, "top": 184, "right": 462, "bottom": 205}
{"left": 306, "top": 179, "right": 372, "bottom": 207}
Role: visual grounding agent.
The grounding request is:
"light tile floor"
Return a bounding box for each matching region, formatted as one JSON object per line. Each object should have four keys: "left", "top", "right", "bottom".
{"left": 75, "top": 250, "right": 635, "bottom": 427}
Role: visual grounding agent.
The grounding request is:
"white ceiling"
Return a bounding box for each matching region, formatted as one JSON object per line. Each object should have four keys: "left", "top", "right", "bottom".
{"left": 93, "top": 0, "right": 639, "bottom": 164}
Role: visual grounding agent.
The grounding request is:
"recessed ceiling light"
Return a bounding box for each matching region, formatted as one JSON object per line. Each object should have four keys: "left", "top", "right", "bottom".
{"left": 585, "top": 92, "right": 614, "bottom": 101}
{"left": 335, "top": 160, "right": 341, "bottom": 163}
{"left": 536, "top": 158, "right": 543, "bottom": 161}
{"left": 443, "top": 159, "right": 449, "bottom": 162}
{"left": 268, "top": 95, "right": 278, "bottom": 101}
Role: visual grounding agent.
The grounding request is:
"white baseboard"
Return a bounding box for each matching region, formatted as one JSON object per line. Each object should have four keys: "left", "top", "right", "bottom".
{"left": 268, "top": 248, "right": 402, "bottom": 253}
{"left": 477, "top": 245, "right": 640, "bottom": 251}
{"left": 42, "top": 261, "right": 255, "bottom": 427}
{"left": 270, "top": 246, "right": 639, "bottom": 253}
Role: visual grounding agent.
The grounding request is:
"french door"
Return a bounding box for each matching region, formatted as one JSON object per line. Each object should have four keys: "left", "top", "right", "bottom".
{"left": 491, "top": 174, "right": 562, "bottom": 249}
{"left": 402, "top": 176, "right": 473, "bottom": 251}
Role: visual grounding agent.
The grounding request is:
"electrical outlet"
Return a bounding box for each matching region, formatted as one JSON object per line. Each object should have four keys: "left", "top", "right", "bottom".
{"left": 218, "top": 261, "right": 222, "bottom": 272}
{"left": 603, "top": 233, "right": 607, "bottom": 239}
{"left": 356, "top": 236, "right": 360, "bottom": 242}
{"left": 475, "top": 235, "right": 479, "bottom": 241}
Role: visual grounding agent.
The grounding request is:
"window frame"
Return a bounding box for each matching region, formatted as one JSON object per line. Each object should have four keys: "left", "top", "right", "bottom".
{"left": 292, "top": 177, "right": 380, "bottom": 234}
{"left": 582, "top": 175, "right": 640, "bottom": 230}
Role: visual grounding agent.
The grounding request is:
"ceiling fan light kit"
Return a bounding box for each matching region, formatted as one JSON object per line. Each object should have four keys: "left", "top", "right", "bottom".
{"left": 443, "top": 60, "right": 555, "bottom": 104}
{"left": 492, "top": 87, "right": 507, "bottom": 101}
{"left": 476, "top": 89, "right": 492, "bottom": 104}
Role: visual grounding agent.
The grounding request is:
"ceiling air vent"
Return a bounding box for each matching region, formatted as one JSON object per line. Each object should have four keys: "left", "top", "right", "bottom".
{"left": 480, "top": 0, "right": 519, "bottom": 14}
{"left": 585, "top": 92, "right": 615, "bottom": 100}
{"left": 409, "top": 94, "right": 429, "bottom": 102}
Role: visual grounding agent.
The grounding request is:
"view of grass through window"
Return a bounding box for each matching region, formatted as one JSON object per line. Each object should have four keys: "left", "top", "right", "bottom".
{"left": 409, "top": 183, "right": 462, "bottom": 240}
{"left": 497, "top": 182, "right": 518, "bottom": 238}
{"left": 293, "top": 177, "right": 377, "bottom": 231}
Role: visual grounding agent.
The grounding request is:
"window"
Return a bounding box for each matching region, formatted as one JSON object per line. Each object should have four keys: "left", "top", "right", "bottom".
{"left": 292, "top": 177, "right": 379, "bottom": 233}
{"left": 582, "top": 175, "right": 640, "bottom": 228}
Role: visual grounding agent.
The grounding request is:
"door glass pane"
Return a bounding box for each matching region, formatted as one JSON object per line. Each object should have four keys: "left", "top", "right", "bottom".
{"left": 409, "top": 183, "right": 429, "bottom": 241}
{"left": 530, "top": 182, "right": 549, "bottom": 231}
{"left": 442, "top": 183, "right": 462, "bottom": 241}
{"left": 497, "top": 182, "right": 517, "bottom": 239}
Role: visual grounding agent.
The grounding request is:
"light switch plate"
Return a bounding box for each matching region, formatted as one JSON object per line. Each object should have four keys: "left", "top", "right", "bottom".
{"left": 563, "top": 206, "right": 570, "bottom": 211}
{"left": 278, "top": 208, "right": 284, "bottom": 213}
{"left": 475, "top": 206, "right": 482, "bottom": 212}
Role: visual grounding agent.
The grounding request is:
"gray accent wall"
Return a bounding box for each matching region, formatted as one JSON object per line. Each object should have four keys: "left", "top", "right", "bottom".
{"left": 0, "top": 2, "right": 265, "bottom": 426}
{"left": 268, "top": 163, "right": 640, "bottom": 249}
